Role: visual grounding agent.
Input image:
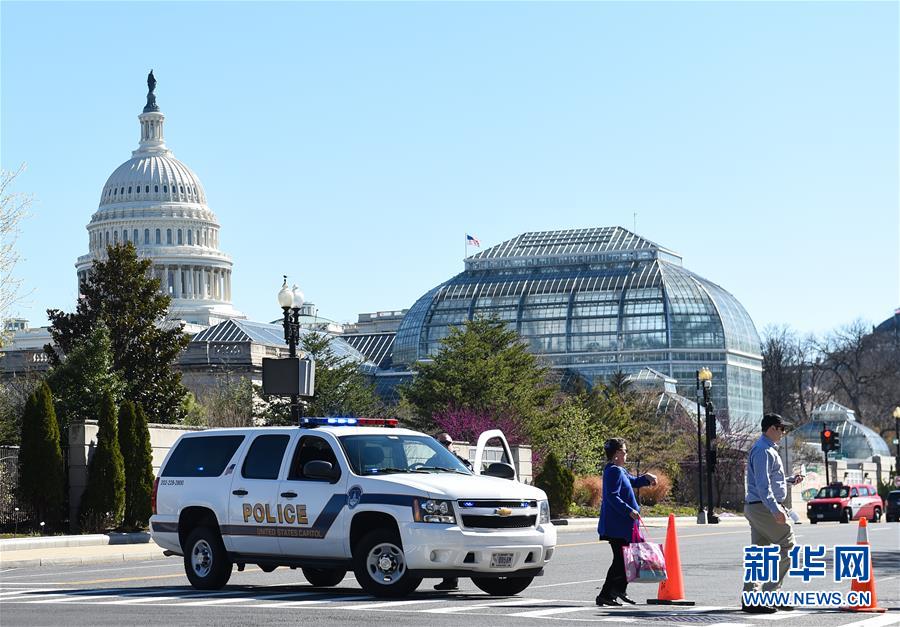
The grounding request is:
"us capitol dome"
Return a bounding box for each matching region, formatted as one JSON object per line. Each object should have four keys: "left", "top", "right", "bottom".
{"left": 75, "top": 72, "right": 244, "bottom": 329}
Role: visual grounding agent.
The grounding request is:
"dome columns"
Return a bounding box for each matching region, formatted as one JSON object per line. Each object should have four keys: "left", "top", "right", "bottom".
{"left": 153, "top": 263, "right": 231, "bottom": 302}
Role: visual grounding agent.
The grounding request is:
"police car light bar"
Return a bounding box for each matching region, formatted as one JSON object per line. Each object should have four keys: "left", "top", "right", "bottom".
{"left": 300, "top": 417, "right": 399, "bottom": 428}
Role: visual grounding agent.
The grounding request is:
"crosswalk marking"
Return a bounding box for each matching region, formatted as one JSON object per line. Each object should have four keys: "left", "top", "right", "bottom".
{"left": 252, "top": 594, "right": 370, "bottom": 608}
{"left": 423, "top": 597, "right": 555, "bottom": 614}
{"left": 346, "top": 598, "right": 443, "bottom": 610}
{"left": 751, "top": 610, "right": 812, "bottom": 621}
{"left": 508, "top": 606, "right": 593, "bottom": 618}
{"left": 839, "top": 615, "right": 900, "bottom": 627}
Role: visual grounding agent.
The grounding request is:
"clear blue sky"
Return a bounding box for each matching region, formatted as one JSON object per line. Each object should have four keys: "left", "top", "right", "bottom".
{"left": 2, "top": 1, "right": 898, "bottom": 336}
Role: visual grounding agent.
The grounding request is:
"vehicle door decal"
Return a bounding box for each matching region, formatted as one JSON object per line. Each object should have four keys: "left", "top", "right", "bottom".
{"left": 218, "top": 493, "right": 416, "bottom": 540}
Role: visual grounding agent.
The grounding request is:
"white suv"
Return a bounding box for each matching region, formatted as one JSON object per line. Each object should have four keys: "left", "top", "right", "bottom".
{"left": 150, "top": 418, "right": 556, "bottom": 597}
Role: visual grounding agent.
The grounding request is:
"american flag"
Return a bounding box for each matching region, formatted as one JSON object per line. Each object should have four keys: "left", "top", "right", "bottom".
{"left": 466, "top": 233, "right": 481, "bottom": 247}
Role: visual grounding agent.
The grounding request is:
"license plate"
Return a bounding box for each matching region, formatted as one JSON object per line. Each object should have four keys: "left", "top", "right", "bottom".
{"left": 491, "top": 552, "right": 514, "bottom": 568}
{"left": 816, "top": 514, "right": 824, "bottom": 519}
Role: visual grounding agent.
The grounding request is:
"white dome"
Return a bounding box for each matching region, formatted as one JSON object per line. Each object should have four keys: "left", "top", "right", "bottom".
{"left": 100, "top": 154, "right": 207, "bottom": 206}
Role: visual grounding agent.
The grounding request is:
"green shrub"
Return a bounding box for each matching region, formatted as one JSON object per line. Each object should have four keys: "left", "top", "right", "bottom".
{"left": 636, "top": 469, "right": 671, "bottom": 506}
{"left": 534, "top": 451, "right": 574, "bottom": 517}
{"left": 17, "top": 382, "right": 65, "bottom": 530}
{"left": 79, "top": 392, "right": 125, "bottom": 532}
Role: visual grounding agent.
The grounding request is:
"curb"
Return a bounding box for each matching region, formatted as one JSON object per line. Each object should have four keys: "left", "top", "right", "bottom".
{"left": 0, "top": 548, "right": 171, "bottom": 569}
{"left": 0, "top": 531, "right": 151, "bottom": 552}
{"left": 552, "top": 515, "right": 748, "bottom": 532}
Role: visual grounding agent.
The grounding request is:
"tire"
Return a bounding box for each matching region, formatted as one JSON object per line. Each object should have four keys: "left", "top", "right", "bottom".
{"left": 352, "top": 528, "right": 422, "bottom": 597}
{"left": 809, "top": 519, "right": 817, "bottom": 525}
{"left": 183, "top": 527, "right": 232, "bottom": 590}
{"left": 872, "top": 508, "right": 882, "bottom": 523}
{"left": 840, "top": 508, "right": 852, "bottom": 524}
{"left": 259, "top": 564, "right": 277, "bottom": 573}
{"left": 303, "top": 567, "right": 346, "bottom": 587}
{"left": 472, "top": 576, "right": 535, "bottom": 596}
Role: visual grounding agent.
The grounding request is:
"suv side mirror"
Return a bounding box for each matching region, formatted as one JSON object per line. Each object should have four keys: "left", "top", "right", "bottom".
{"left": 304, "top": 460, "right": 339, "bottom": 482}
{"left": 483, "top": 462, "right": 516, "bottom": 480}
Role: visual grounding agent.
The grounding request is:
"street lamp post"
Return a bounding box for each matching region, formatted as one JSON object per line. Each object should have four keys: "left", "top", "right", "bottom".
{"left": 695, "top": 370, "right": 706, "bottom": 524}
{"left": 893, "top": 406, "right": 900, "bottom": 475}
{"left": 277, "top": 276, "right": 305, "bottom": 425}
{"left": 699, "top": 367, "right": 719, "bottom": 524}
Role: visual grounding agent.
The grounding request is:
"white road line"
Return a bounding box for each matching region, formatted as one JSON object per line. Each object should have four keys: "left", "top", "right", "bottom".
{"left": 27, "top": 594, "right": 116, "bottom": 604}
{"left": 250, "top": 594, "right": 370, "bottom": 608}
{"left": 508, "top": 606, "right": 593, "bottom": 618}
{"left": 101, "top": 596, "right": 177, "bottom": 605}
{"left": 749, "top": 610, "right": 812, "bottom": 621}
{"left": 346, "top": 599, "right": 444, "bottom": 610}
{"left": 423, "top": 598, "right": 555, "bottom": 614}
{"left": 837, "top": 614, "right": 900, "bottom": 627}
{"left": 706, "top": 623, "right": 754, "bottom": 627}
{"left": 0, "top": 592, "right": 69, "bottom": 602}
{"left": 0, "top": 587, "right": 56, "bottom": 597}
{"left": 0, "top": 562, "right": 180, "bottom": 579}
{"left": 178, "top": 596, "right": 269, "bottom": 606}
{"left": 598, "top": 618, "right": 638, "bottom": 623}
{"left": 530, "top": 578, "right": 604, "bottom": 589}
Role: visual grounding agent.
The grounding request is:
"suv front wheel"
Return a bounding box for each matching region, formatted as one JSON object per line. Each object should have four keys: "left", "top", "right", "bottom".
{"left": 184, "top": 527, "right": 232, "bottom": 590}
{"left": 352, "top": 528, "right": 422, "bottom": 597}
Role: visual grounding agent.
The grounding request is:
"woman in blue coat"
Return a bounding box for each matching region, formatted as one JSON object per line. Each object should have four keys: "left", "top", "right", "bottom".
{"left": 596, "top": 438, "right": 657, "bottom": 606}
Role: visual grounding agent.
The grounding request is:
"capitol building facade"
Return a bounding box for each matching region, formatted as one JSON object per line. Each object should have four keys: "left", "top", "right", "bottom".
{"left": 75, "top": 72, "right": 243, "bottom": 328}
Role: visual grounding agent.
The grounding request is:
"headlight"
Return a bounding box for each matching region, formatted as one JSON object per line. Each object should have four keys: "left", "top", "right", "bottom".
{"left": 833, "top": 503, "right": 839, "bottom": 509}
{"left": 412, "top": 498, "right": 456, "bottom": 524}
{"left": 539, "top": 500, "right": 550, "bottom": 524}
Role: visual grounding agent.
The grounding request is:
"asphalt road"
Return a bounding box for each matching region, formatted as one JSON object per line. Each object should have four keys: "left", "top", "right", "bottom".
{"left": 1, "top": 520, "right": 898, "bottom": 626}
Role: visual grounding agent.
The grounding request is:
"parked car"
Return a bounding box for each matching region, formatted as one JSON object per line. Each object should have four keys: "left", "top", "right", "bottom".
{"left": 806, "top": 483, "right": 884, "bottom": 524}
{"left": 885, "top": 490, "right": 900, "bottom": 523}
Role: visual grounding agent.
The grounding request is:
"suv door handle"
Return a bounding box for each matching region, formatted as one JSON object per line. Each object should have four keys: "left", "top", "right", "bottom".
{"left": 281, "top": 491, "right": 297, "bottom": 498}
{"left": 232, "top": 489, "right": 248, "bottom": 496}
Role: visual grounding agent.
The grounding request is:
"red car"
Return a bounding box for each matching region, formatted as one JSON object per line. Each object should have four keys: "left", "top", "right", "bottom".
{"left": 806, "top": 483, "right": 884, "bottom": 524}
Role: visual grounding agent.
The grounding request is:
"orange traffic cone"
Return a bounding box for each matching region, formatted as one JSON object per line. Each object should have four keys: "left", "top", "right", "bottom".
{"left": 841, "top": 517, "right": 887, "bottom": 613}
{"left": 647, "top": 514, "right": 695, "bottom": 606}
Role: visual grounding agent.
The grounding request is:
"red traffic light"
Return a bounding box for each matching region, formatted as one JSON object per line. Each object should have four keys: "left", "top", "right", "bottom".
{"left": 823, "top": 430, "right": 832, "bottom": 438}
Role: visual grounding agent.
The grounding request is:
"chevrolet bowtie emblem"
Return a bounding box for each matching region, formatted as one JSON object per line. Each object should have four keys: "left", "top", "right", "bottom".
{"left": 495, "top": 507, "right": 512, "bottom": 517}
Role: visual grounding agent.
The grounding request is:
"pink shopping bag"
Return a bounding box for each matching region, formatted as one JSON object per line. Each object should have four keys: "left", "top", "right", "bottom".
{"left": 623, "top": 519, "right": 667, "bottom": 584}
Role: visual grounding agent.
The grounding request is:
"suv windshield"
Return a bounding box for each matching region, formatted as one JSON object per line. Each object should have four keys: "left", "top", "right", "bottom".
{"left": 816, "top": 486, "right": 850, "bottom": 499}
{"left": 339, "top": 434, "right": 472, "bottom": 476}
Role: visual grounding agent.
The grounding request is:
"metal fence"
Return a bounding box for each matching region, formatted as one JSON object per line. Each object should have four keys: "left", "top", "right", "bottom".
{"left": 0, "top": 445, "right": 30, "bottom": 529}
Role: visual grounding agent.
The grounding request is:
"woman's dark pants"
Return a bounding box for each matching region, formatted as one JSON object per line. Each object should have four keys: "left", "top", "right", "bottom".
{"left": 599, "top": 538, "right": 629, "bottom": 599}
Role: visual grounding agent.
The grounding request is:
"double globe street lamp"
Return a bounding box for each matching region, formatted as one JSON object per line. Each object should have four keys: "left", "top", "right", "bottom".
{"left": 277, "top": 276, "right": 305, "bottom": 424}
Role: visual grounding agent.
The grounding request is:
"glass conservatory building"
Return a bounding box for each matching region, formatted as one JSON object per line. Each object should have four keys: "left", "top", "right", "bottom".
{"left": 393, "top": 227, "right": 763, "bottom": 432}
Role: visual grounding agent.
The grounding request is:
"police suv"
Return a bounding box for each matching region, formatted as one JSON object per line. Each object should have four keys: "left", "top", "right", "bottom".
{"left": 150, "top": 418, "right": 556, "bottom": 597}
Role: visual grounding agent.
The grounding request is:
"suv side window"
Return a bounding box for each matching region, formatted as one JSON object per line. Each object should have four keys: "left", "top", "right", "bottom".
{"left": 242, "top": 434, "right": 290, "bottom": 480}
{"left": 850, "top": 488, "right": 859, "bottom": 497}
{"left": 288, "top": 436, "right": 341, "bottom": 481}
{"left": 162, "top": 435, "right": 245, "bottom": 477}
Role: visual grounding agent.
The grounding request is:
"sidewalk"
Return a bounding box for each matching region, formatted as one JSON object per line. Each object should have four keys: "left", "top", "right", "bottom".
{"left": 0, "top": 532, "right": 170, "bottom": 569}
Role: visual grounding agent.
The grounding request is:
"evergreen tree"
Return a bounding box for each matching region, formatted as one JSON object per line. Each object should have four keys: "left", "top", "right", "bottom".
{"left": 46, "top": 243, "right": 189, "bottom": 424}
{"left": 119, "top": 402, "right": 154, "bottom": 530}
{"left": 401, "top": 317, "right": 553, "bottom": 429}
{"left": 79, "top": 391, "right": 125, "bottom": 532}
{"left": 534, "top": 451, "right": 574, "bottom": 517}
{"left": 46, "top": 323, "right": 125, "bottom": 436}
{"left": 17, "top": 382, "right": 65, "bottom": 529}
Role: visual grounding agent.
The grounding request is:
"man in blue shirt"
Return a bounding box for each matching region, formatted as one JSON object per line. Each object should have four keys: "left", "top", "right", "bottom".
{"left": 742, "top": 413, "right": 803, "bottom": 614}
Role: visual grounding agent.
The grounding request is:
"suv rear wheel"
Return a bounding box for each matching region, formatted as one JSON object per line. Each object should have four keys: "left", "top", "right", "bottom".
{"left": 472, "top": 576, "right": 535, "bottom": 596}
{"left": 184, "top": 527, "right": 232, "bottom": 590}
{"left": 303, "top": 567, "right": 346, "bottom": 587}
{"left": 872, "top": 507, "right": 882, "bottom": 523}
{"left": 352, "top": 528, "right": 422, "bottom": 597}
{"left": 840, "top": 508, "right": 852, "bottom": 524}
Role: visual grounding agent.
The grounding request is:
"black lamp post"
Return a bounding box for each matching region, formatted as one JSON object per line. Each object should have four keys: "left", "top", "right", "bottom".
{"left": 700, "top": 367, "right": 719, "bottom": 524}
{"left": 695, "top": 369, "right": 706, "bottom": 524}
{"left": 277, "top": 276, "right": 304, "bottom": 425}
{"left": 893, "top": 406, "right": 900, "bottom": 475}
